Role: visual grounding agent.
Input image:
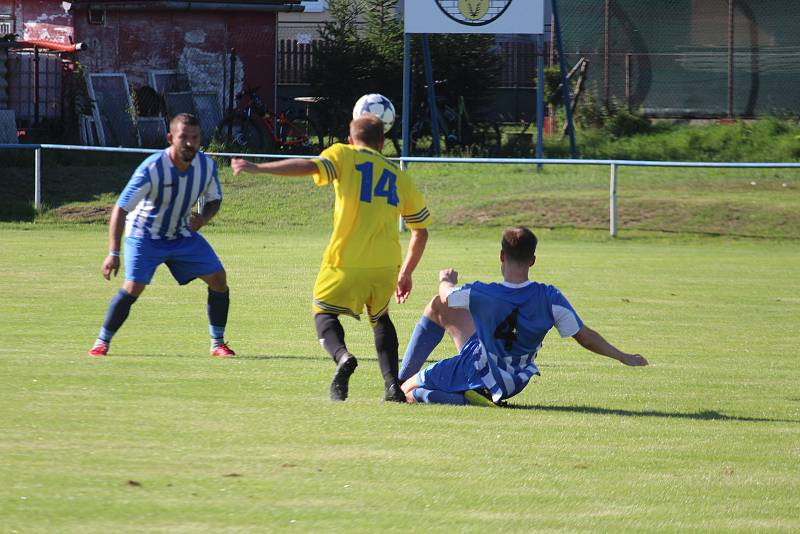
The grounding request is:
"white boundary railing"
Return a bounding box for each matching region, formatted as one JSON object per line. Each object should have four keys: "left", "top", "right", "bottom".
{"left": 3, "top": 143, "right": 800, "bottom": 237}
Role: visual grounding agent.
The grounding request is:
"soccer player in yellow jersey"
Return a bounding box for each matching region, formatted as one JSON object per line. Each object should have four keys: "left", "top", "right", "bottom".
{"left": 231, "top": 115, "right": 431, "bottom": 402}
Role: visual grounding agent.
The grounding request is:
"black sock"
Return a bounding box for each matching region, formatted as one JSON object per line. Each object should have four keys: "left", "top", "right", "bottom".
{"left": 373, "top": 314, "right": 399, "bottom": 387}
{"left": 314, "top": 313, "right": 349, "bottom": 363}
{"left": 207, "top": 288, "right": 230, "bottom": 340}
{"left": 99, "top": 288, "right": 138, "bottom": 341}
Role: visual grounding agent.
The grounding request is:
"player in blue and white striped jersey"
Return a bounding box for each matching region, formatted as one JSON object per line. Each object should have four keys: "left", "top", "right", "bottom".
{"left": 88, "top": 114, "right": 235, "bottom": 358}
{"left": 399, "top": 227, "right": 647, "bottom": 406}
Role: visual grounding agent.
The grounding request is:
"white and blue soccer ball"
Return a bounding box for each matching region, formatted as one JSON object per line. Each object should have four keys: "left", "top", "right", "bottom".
{"left": 353, "top": 93, "right": 396, "bottom": 133}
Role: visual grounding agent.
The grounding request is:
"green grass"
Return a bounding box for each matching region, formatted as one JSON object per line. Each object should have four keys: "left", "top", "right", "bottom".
{"left": 3, "top": 154, "right": 800, "bottom": 239}
{"left": 1, "top": 226, "right": 799, "bottom": 532}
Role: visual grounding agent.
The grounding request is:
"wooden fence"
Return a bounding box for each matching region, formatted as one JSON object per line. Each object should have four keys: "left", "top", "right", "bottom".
{"left": 279, "top": 39, "right": 318, "bottom": 85}
{"left": 278, "top": 39, "right": 540, "bottom": 88}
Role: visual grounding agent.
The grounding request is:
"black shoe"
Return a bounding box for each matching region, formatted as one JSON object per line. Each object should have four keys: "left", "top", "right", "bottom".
{"left": 330, "top": 354, "right": 358, "bottom": 401}
{"left": 383, "top": 381, "right": 406, "bottom": 403}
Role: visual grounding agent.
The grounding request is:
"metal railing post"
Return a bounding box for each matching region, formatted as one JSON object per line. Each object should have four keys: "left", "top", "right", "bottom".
{"left": 34, "top": 147, "right": 42, "bottom": 210}
{"left": 609, "top": 162, "right": 617, "bottom": 237}
{"left": 398, "top": 159, "right": 407, "bottom": 233}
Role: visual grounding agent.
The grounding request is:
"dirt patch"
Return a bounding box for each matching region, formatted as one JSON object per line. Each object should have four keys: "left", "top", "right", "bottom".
{"left": 443, "top": 196, "right": 800, "bottom": 238}
{"left": 54, "top": 205, "right": 112, "bottom": 222}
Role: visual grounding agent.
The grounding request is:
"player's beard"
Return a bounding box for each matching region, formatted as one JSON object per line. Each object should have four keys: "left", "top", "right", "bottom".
{"left": 180, "top": 147, "right": 197, "bottom": 164}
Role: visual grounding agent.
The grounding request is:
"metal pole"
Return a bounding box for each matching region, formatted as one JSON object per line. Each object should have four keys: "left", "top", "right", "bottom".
{"left": 421, "top": 34, "right": 441, "bottom": 156}
{"left": 33, "top": 45, "right": 40, "bottom": 125}
{"left": 609, "top": 162, "right": 617, "bottom": 237}
{"left": 551, "top": 0, "right": 577, "bottom": 157}
{"left": 34, "top": 147, "right": 42, "bottom": 210}
{"left": 625, "top": 53, "right": 631, "bottom": 110}
{"left": 727, "top": 0, "right": 734, "bottom": 119}
{"left": 536, "top": 35, "right": 545, "bottom": 170}
{"left": 227, "top": 48, "right": 236, "bottom": 139}
{"left": 400, "top": 33, "right": 412, "bottom": 232}
{"left": 603, "top": 0, "right": 610, "bottom": 110}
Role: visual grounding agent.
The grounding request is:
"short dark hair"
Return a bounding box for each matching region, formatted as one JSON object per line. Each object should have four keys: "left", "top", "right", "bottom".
{"left": 349, "top": 114, "right": 384, "bottom": 148}
{"left": 501, "top": 227, "right": 538, "bottom": 264}
{"left": 169, "top": 113, "right": 200, "bottom": 130}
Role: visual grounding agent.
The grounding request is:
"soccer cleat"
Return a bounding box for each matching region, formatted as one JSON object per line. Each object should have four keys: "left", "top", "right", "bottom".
{"left": 383, "top": 381, "right": 407, "bottom": 403}
{"left": 88, "top": 342, "right": 109, "bottom": 357}
{"left": 464, "top": 389, "right": 499, "bottom": 408}
{"left": 330, "top": 354, "right": 358, "bottom": 401}
{"left": 211, "top": 342, "right": 236, "bottom": 358}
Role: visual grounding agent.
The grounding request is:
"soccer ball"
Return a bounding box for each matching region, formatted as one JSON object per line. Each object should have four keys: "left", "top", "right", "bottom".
{"left": 353, "top": 94, "right": 396, "bottom": 133}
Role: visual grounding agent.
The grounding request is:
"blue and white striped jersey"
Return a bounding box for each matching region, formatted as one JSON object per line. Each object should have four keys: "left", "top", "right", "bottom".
{"left": 448, "top": 280, "right": 584, "bottom": 402}
{"left": 117, "top": 149, "right": 222, "bottom": 240}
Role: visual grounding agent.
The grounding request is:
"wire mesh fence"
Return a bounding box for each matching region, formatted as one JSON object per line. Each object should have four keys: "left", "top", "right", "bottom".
{"left": 5, "top": 3, "right": 800, "bottom": 150}
{"left": 558, "top": 0, "right": 800, "bottom": 117}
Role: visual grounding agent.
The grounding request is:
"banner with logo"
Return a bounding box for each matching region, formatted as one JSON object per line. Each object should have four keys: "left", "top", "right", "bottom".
{"left": 404, "top": 1, "right": 545, "bottom": 34}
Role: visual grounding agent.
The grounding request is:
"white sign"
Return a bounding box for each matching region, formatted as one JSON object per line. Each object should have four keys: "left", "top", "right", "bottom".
{"left": 404, "top": 1, "right": 545, "bottom": 34}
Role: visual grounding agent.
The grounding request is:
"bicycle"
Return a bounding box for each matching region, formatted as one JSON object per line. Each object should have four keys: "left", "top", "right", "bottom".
{"left": 410, "top": 94, "right": 489, "bottom": 155}
{"left": 215, "top": 87, "right": 319, "bottom": 153}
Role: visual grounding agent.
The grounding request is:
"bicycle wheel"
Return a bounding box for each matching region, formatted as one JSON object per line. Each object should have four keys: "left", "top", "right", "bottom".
{"left": 274, "top": 116, "right": 312, "bottom": 153}
{"left": 215, "top": 114, "right": 266, "bottom": 152}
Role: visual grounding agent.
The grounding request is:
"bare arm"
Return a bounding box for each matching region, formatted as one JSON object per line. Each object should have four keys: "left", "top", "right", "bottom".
{"left": 189, "top": 199, "right": 221, "bottom": 231}
{"left": 101, "top": 205, "right": 127, "bottom": 280}
{"left": 231, "top": 157, "right": 318, "bottom": 177}
{"left": 395, "top": 228, "right": 429, "bottom": 303}
{"left": 573, "top": 325, "right": 648, "bottom": 366}
{"left": 437, "top": 267, "right": 458, "bottom": 304}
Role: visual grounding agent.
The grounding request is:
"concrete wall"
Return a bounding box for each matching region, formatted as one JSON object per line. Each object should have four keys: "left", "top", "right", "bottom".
{"left": 1, "top": 2, "right": 280, "bottom": 108}
{"left": 73, "top": 9, "right": 278, "bottom": 106}
{"left": 0, "top": 0, "right": 74, "bottom": 43}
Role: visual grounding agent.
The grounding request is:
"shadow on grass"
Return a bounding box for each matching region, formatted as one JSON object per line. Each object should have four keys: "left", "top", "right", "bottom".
{"left": 2, "top": 151, "right": 143, "bottom": 222}
{"left": 234, "top": 354, "right": 329, "bottom": 362}
{"left": 507, "top": 403, "right": 798, "bottom": 424}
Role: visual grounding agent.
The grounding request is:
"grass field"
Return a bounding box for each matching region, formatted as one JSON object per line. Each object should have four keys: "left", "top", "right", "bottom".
{"left": 1, "top": 222, "right": 799, "bottom": 532}
{"left": 4, "top": 151, "right": 800, "bottom": 240}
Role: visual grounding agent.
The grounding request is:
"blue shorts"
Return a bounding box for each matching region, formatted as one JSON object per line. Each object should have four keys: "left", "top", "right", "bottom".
{"left": 416, "top": 334, "right": 485, "bottom": 393}
{"left": 123, "top": 234, "right": 223, "bottom": 285}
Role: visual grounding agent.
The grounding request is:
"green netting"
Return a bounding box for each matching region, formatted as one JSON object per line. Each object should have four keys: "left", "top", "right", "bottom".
{"left": 558, "top": 0, "right": 800, "bottom": 117}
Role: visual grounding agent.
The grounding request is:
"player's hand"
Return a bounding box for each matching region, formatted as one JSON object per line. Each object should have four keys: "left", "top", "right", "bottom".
{"left": 439, "top": 268, "right": 458, "bottom": 285}
{"left": 231, "top": 158, "right": 254, "bottom": 176}
{"left": 396, "top": 272, "right": 413, "bottom": 303}
{"left": 620, "top": 353, "right": 648, "bottom": 366}
{"left": 189, "top": 214, "right": 206, "bottom": 232}
{"left": 101, "top": 255, "right": 120, "bottom": 281}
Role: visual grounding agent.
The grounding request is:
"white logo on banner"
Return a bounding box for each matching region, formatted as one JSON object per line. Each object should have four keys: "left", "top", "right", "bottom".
{"left": 405, "top": 0, "right": 544, "bottom": 35}
{"left": 434, "top": 0, "right": 514, "bottom": 26}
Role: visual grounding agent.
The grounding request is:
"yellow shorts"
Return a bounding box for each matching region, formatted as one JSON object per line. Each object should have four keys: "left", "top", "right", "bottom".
{"left": 312, "top": 264, "right": 399, "bottom": 324}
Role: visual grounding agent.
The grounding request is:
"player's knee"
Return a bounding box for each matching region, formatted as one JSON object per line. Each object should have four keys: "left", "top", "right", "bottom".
{"left": 424, "top": 295, "right": 446, "bottom": 322}
{"left": 205, "top": 269, "right": 228, "bottom": 292}
{"left": 122, "top": 280, "right": 147, "bottom": 297}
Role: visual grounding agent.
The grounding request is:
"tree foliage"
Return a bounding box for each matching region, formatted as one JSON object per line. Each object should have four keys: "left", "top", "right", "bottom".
{"left": 308, "top": 0, "right": 501, "bottom": 141}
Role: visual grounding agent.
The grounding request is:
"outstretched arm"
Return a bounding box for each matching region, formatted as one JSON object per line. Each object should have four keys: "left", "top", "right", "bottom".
{"left": 573, "top": 325, "right": 648, "bottom": 366}
{"left": 395, "top": 228, "right": 429, "bottom": 303}
{"left": 231, "top": 158, "right": 317, "bottom": 177}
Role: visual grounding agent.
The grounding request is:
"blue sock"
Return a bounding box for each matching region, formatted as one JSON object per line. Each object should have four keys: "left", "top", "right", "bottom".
{"left": 98, "top": 289, "right": 138, "bottom": 343}
{"left": 412, "top": 388, "right": 467, "bottom": 405}
{"left": 207, "top": 288, "right": 230, "bottom": 342}
{"left": 399, "top": 315, "right": 445, "bottom": 381}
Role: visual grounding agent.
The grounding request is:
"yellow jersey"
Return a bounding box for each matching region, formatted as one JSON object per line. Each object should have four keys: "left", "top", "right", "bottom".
{"left": 311, "top": 143, "right": 431, "bottom": 268}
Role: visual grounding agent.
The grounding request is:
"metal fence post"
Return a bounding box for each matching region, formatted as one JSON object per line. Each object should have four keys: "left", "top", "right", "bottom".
{"left": 609, "top": 162, "right": 617, "bottom": 237}
{"left": 34, "top": 147, "right": 42, "bottom": 210}
{"left": 398, "top": 159, "right": 407, "bottom": 233}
